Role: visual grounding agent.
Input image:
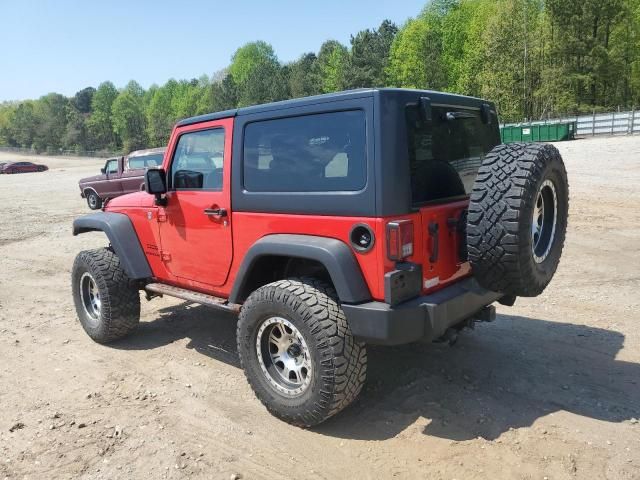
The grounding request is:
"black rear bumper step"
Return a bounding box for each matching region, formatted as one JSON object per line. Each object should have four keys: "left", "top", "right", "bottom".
{"left": 342, "top": 278, "right": 503, "bottom": 345}
{"left": 145, "top": 283, "right": 241, "bottom": 313}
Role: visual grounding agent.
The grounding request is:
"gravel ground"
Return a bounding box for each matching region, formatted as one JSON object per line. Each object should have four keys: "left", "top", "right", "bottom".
{"left": 0, "top": 136, "right": 639, "bottom": 480}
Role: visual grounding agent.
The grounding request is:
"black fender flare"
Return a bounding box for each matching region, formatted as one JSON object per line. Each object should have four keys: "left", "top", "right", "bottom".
{"left": 72, "top": 212, "right": 152, "bottom": 280}
{"left": 229, "top": 234, "right": 371, "bottom": 304}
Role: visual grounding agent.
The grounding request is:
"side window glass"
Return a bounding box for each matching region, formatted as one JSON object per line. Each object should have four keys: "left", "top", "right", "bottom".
{"left": 170, "top": 128, "right": 225, "bottom": 190}
{"left": 106, "top": 160, "right": 118, "bottom": 174}
{"left": 243, "top": 110, "right": 366, "bottom": 192}
{"left": 128, "top": 157, "right": 145, "bottom": 169}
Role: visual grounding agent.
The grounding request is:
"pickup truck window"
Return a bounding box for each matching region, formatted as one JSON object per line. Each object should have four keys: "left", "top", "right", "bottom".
{"left": 128, "top": 153, "right": 163, "bottom": 170}
{"left": 170, "top": 128, "right": 224, "bottom": 191}
{"left": 105, "top": 159, "right": 118, "bottom": 174}
{"left": 243, "top": 110, "right": 366, "bottom": 192}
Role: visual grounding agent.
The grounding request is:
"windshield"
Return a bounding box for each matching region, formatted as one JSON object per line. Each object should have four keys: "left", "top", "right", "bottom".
{"left": 406, "top": 104, "right": 500, "bottom": 205}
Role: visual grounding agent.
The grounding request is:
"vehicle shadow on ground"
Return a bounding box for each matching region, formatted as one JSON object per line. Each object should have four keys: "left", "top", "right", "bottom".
{"left": 113, "top": 303, "right": 640, "bottom": 441}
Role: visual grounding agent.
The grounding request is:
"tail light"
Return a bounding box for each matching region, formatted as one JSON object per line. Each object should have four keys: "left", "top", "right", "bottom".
{"left": 386, "top": 220, "right": 414, "bottom": 261}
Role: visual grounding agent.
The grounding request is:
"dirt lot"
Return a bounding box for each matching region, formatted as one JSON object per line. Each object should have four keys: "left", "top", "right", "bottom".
{"left": 0, "top": 136, "right": 639, "bottom": 480}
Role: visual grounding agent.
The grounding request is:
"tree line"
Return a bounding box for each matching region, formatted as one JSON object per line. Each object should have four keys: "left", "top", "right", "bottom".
{"left": 1, "top": 0, "right": 638, "bottom": 155}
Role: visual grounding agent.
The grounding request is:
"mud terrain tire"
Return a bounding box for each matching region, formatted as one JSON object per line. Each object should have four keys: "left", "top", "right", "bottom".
{"left": 467, "top": 143, "right": 568, "bottom": 297}
{"left": 237, "top": 278, "right": 367, "bottom": 427}
{"left": 72, "top": 248, "right": 140, "bottom": 343}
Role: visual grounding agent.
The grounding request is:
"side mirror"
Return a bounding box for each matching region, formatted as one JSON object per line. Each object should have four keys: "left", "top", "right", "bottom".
{"left": 100, "top": 167, "right": 106, "bottom": 174}
{"left": 145, "top": 168, "right": 167, "bottom": 205}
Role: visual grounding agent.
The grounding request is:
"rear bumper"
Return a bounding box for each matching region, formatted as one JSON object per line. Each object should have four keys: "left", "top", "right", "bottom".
{"left": 342, "top": 278, "right": 502, "bottom": 345}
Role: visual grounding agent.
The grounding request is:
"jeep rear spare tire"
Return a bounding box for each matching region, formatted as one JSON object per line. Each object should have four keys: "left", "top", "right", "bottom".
{"left": 467, "top": 143, "right": 568, "bottom": 297}
{"left": 237, "top": 278, "right": 367, "bottom": 427}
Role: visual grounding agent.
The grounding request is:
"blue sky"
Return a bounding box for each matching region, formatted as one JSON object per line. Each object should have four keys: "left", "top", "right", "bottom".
{"left": 0, "top": 0, "right": 426, "bottom": 102}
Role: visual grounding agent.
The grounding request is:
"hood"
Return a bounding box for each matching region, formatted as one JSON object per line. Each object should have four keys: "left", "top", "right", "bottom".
{"left": 105, "top": 191, "right": 155, "bottom": 209}
{"left": 79, "top": 173, "right": 106, "bottom": 185}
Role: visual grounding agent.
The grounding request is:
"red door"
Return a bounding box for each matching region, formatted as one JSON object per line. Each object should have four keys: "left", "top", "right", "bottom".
{"left": 158, "top": 118, "right": 233, "bottom": 290}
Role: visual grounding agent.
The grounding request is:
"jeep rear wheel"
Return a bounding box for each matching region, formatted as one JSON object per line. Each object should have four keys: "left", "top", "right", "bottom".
{"left": 467, "top": 143, "right": 569, "bottom": 297}
{"left": 86, "top": 191, "right": 102, "bottom": 210}
{"left": 237, "top": 278, "right": 367, "bottom": 427}
{"left": 72, "top": 248, "right": 140, "bottom": 343}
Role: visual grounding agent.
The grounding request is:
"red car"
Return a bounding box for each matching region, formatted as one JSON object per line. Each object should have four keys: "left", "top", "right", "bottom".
{"left": 0, "top": 161, "right": 48, "bottom": 174}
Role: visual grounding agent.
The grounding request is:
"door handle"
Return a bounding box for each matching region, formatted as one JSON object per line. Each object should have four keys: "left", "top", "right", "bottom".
{"left": 204, "top": 208, "right": 227, "bottom": 218}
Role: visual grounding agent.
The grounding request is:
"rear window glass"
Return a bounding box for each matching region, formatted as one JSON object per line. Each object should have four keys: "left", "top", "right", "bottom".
{"left": 406, "top": 105, "right": 500, "bottom": 205}
{"left": 243, "top": 110, "right": 366, "bottom": 192}
{"left": 128, "top": 153, "right": 163, "bottom": 169}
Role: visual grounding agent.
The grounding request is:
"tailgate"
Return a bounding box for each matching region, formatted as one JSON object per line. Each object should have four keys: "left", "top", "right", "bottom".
{"left": 419, "top": 199, "right": 471, "bottom": 293}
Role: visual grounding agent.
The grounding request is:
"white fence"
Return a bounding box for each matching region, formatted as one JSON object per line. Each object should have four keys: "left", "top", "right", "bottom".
{"left": 503, "top": 109, "right": 640, "bottom": 137}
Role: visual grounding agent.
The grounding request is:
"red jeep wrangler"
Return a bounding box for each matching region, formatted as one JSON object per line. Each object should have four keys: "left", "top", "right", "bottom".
{"left": 71, "top": 89, "right": 568, "bottom": 426}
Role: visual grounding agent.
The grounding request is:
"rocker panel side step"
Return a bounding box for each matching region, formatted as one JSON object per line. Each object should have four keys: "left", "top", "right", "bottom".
{"left": 145, "top": 283, "right": 241, "bottom": 313}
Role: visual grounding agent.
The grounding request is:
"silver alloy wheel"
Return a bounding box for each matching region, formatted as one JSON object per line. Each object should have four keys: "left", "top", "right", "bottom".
{"left": 531, "top": 179, "right": 558, "bottom": 263}
{"left": 79, "top": 272, "right": 101, "bottom": 325}
{"left": 256, "top": 317, "right": 312, "bottom": 396}
{"left": 88, "top": 193, "right": 98, "bottom": 209}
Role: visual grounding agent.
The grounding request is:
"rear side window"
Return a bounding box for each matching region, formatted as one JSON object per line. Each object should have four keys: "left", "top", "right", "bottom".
{"left": 243, "top": 110, "right": 366, "bottom": 192}
{"left": 128, "top": 153, "right": 163, "bottom": 169}
{"left": 170, "top": 128, "right": 225, "bottom": 190}
{"left": 406, "top": 105, "right": 500, "bottom": 205}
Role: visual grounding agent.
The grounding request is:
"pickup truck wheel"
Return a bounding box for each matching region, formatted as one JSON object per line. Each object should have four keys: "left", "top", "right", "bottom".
{"left": 72, "top": 248, "right": 140, "bottom": 343}
{"left": 86, "top": 191, "right": 102, "bottom": 210}
{"left": 467, "top": 143, "right": 569, "bottom": 296}
{"left": 237, "top": 278, "right": 367, "bottom": 427}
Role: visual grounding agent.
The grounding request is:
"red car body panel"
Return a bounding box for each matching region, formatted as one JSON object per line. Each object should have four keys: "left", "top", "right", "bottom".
{"left": 106, "top": 115, "right": 472, "bottom": 302}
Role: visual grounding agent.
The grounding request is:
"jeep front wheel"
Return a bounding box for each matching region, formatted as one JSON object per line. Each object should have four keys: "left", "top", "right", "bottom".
{"left": 237, "top": 278, "right": 367, "bottom": 427}
{"left": 72, "top": 248, "right": 140, "bottom": 343}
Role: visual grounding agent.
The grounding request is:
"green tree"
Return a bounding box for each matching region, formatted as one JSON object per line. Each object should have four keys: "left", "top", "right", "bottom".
{"left": 288, "top": 53, "right": 321, "bottom": 98}
{"left": 345, "top": 20, "right": 398, "bottom": 88}
{"left": 64, "top": 107, "right": 89, "bottom": 152}
{"left": 146, "top": 79, "right": 177, "bottom": 146}
{"left": 229, "top": 41, "right": 288, "bottom": 106}
{"left": 386, "top": 17, "right": 447, "bottom": 89}
{"left": 32, "top": 93, "right": 69, "bottom": 152}
{"left": 476, "top": 0, "right": 544, "bottom": 121}
{"left": 210, "top": 74, "right": 238, "bottom": 112}
{"left": 317, "top": 40, "right": 349, "bottom": 92}
{"left": 0, "top": 103, "right": 18, "bottom": 146}
{"left": 544, "top": 0, "right": 628, "bottom": 112}
{"left": 88, "top": 81, "right": 119, "bottom": 150}
{"left": 112, "top": 81, "right": 147, "bottom": 153}
{"left": 72, "top": 87, "right": 96, "bottom": 114}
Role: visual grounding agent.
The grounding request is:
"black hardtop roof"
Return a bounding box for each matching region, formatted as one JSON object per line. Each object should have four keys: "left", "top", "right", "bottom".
{"left": 176, "top": 88, "right": 486, "bottom": 127}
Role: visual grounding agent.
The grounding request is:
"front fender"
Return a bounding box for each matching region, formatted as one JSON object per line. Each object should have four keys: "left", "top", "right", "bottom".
{"left": 72, "top": 212, "right": 152, "bottom": 280}
{"left": 229, "top": 234, "right": 371, "bottom": 304}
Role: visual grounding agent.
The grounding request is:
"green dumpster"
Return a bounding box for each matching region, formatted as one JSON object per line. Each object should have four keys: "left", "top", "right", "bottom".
{"left": 501, "top": 121, "right": 576, "bottom": 143}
